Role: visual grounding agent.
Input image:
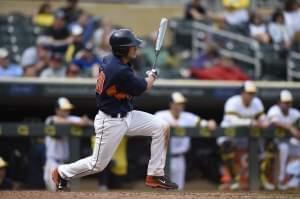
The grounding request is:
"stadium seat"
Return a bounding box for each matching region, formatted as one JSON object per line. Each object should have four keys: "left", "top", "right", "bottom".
{"left": 260, "top": 44, "right": 287, "bottom": 80}
{"left": 169, "top": 19, "right": 193, "bottom": 50}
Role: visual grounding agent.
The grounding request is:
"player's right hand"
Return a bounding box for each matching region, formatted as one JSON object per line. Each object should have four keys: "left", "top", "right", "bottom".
{"left": 146, "top": 69, "right": 159, "bottom": 79}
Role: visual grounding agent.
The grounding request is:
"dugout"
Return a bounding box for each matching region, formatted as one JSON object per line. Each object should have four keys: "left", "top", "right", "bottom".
{"left": 1, "top": 78, "right": 300, "bottom": 189}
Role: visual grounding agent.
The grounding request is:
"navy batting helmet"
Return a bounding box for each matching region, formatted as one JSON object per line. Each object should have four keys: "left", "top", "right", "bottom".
{"left": 109, "top": 29, "right": 143, "bottom": 57}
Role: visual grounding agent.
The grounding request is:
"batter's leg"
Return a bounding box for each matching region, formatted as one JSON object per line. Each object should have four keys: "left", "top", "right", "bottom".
{"left": 126, "top": 111, "right": 177, "bottom": 189}
{"left": 126, "top": 110, "right": 170, "bottom": 176}
{"left": 58, "top": 113, "right": 128, "bottom": 180}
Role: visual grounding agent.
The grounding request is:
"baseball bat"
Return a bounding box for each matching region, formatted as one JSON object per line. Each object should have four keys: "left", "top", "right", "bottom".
{"left": 152, "top": 18, "right": 168, "bottom": 69}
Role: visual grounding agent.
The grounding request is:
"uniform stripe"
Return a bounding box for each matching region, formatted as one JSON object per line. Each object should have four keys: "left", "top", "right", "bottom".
{"left": 92, "top": 118, "right": 105, "bottom": 170}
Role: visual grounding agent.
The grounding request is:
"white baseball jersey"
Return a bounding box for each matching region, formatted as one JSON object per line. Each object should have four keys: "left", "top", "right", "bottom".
{"left": 155, "top": 110, "right": 200, "bottom": 190}
{"left": 44, "top": 115, "right": 82, "bottom": 191}
{"left": 221, "top": 95, "right": 265, "bottom": 127}
{"left": 45, "top": 115, "right": 82, "bottom": 161}
{"left": 155, "top": 110, "right": 199, "bottom": 155}
{"left": 268, "top": 105, "right": 300, "bottom": 183}
{"left": 267, "top": 105, "right": 300, "bottom": 125}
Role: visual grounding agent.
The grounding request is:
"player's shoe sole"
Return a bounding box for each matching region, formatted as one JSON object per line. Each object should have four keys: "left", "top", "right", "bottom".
{"left": 145, "top": 175, "right": 178, "bottom": 190}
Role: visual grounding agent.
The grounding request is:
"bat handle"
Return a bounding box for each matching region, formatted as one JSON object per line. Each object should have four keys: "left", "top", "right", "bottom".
{"left": 152, "top": 51, "right": 159, "bottom": 69}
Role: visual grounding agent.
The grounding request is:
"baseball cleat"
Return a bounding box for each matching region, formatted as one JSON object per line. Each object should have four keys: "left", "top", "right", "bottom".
{"left": 145, "top": 175, "right": 178, "bottom": 190}
{"left": 52, "top": 167, "right": 69, "bottom": 191}
{"left": 230, "top": 181, "right": 240, "bottom": 190}
{"left": 262, "top": 181, "right": 275, "bottom": 191}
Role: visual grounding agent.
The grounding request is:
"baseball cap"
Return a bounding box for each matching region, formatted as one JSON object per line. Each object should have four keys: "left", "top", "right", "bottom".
{"left": 280, "top": 90, "right": 293, "bottom": 102}
{"left": 0, "top": 157, "right": 7, "bottom": 168}
{"left": 71, "top": 25, "right": 83, "bottom": 36}
{"left": 171, "top": 92, "right": 187, "bottom": 104}
{"left": 243, "top": 81, "right": 257, "bottom": 93}
{"left": 0, "top": 48, "right": 9, "bottom": 59}
{"left": 57, "top": 97, "right": 74, "bottom": 110}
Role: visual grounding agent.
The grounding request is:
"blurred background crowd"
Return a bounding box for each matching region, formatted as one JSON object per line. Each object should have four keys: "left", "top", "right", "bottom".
{"left": 1, "top": 0, "right": 300, "bottom": 80}
{"left": 1, "top": 0, "right": 300, "bottom": 193}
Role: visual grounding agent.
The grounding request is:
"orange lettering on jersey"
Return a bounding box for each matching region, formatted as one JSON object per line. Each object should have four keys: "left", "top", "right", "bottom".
{"left": 106, "top": 85, "right": 129, "bottom": 100}
{"left": 96, "top": 71, "right": 105, "bottom": 94}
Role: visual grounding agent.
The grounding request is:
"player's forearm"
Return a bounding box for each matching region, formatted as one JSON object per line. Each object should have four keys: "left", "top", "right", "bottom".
{"left": 272, "top": 121, "right": 294, "bottom": 131}
{"left": 223, "top": 115, "right": 252, "bottom": 127}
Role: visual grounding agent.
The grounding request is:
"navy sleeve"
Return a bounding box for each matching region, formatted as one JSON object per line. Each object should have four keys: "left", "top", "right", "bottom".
{"left": 118, "top": 67, "right": 147, "bottom": 96}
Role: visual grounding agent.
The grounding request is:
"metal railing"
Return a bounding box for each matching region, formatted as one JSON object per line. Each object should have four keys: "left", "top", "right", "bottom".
{"left": 191, "top": 22, "right": 262, "bottom": 79}
{"left": 287, "top": 51, "right": 300, "bottom": 81}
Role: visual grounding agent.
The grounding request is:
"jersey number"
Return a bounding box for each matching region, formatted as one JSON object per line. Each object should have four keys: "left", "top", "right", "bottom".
{"left": 96, "top": 71, "right": 105, "bottom": 94}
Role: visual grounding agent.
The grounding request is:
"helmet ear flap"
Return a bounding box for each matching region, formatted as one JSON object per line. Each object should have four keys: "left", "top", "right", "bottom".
{"left": 112, "top": 46, "right": 129, "bottom": 57}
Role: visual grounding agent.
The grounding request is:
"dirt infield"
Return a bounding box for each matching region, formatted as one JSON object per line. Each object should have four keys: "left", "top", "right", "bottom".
{"left": 1, "top": 191, "right": 300, "bottom": 199}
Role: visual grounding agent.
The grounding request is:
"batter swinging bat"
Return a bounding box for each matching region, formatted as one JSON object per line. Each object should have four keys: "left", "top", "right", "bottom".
{"left": 152, "top": 18, "right": 168, "bottom": 69}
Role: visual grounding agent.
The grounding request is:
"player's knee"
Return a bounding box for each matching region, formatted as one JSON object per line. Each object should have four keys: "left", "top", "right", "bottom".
{"left": 220, "top": 140, "right": 235, "bottom": 160}
{"left": 91, "top": 159, "right": 109, "bottom": 173}
{"left": 154, "top": 119, "right": 170, "bottom": 133}
{"left": 221, "top": 140, "right": 234, "bottom": 153}
{"left": 93, "top": 163, "right": 106, "bottom": 173}
{"left": 160, "top": 120, "right": 170, "bottom": 138}
{"left": 161, "top": 120, "right": 170, "bottom": 133}
{"left": 151, "top": 119, "right": 170, "bottom": 141}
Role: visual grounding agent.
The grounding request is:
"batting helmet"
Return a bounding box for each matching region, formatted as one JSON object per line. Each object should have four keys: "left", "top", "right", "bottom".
{"left": 109, "top": 29, "right": 143, "bottom": 57}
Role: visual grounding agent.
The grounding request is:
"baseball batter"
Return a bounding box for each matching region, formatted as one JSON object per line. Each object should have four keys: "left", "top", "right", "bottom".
{"left": 219, "top": 81, "right": 269, "bottom": 190}
{"left": 155, "top": 92, "right": 216, "bottom": 190}
{"left": 267, "top": 90, "right": 300, "bottom": 189}
{"left": 51, "top": 29, "right": 178, "bottom": 191}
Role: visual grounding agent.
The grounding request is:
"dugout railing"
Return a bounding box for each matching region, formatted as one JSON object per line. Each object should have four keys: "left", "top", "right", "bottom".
{"left": 0, "top": 122, "right": 293, "bottom": 191}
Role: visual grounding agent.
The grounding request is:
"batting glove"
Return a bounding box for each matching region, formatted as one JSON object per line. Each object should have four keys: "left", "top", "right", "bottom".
{"left": 146, "top": 69, "right": 159, "bottom": 79}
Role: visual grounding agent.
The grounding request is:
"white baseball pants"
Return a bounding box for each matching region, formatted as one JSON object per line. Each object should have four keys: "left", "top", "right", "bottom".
{"left": 278, "top": 142, "right": 300, "bottom": 181}
{"left": 170, "top": 155, "right": 186, "bottom": 190}
{"left": 58, "top": 110, "right": 170, "bottom": 180}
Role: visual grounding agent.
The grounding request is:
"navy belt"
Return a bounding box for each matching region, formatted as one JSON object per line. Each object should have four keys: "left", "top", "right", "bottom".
{"left": 101, "top": 111, "right": 128, "bottom": 118}
{"left": 110, "top": 112, "right": 127, "bottom": 118}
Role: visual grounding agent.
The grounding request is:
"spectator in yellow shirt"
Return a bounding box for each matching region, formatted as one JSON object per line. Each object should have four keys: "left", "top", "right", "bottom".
{"left": 33, "top": 2, "right": 54, "bottom": 27}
